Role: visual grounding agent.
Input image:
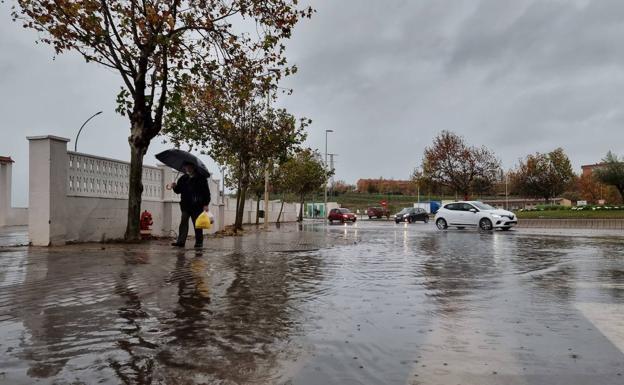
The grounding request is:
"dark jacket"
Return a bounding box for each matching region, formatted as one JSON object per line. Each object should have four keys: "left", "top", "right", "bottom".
{"left": 173, "top": 174, "right": 211, "bottom": 214}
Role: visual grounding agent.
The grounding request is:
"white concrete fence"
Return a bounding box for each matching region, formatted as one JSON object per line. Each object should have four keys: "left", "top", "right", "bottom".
{"left": 27, "top": 135, "right": 297, "bottom": 246}
{"left": 0, "top": 157, "right": 28, "bottom": 226}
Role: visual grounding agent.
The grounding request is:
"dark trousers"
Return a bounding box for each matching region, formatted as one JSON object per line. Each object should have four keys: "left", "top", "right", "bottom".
{"left": 177, "top": 210, "right": 203, "bottom": 246}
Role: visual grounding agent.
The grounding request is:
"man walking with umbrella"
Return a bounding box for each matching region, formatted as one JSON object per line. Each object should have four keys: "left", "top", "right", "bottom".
{"left": 170, "top": 162, "right": 211, "bottom": 248}
{"left": 156, "top": 149, "right": 212, "bottom": 248}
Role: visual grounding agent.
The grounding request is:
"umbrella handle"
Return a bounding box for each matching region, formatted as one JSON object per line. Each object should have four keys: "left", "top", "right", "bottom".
{"left": 165, "top": 171, "right": 181, "bottom": 190}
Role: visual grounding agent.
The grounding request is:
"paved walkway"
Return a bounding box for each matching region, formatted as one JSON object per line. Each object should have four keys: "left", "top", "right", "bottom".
{"left": 0, "top": 226, "right": 28, "bottom": 247}
{"left": 1, "top": 222, "right": 623, "bottom": 384}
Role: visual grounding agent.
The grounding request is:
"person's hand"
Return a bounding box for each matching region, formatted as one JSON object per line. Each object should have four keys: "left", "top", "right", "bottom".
{"left": 170, "top": 182, "right": 177, "bottom": 188}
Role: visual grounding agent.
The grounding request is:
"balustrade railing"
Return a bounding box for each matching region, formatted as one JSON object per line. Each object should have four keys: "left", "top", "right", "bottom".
{"left": 67, "top": 152, "right": 163, "bottom": 201}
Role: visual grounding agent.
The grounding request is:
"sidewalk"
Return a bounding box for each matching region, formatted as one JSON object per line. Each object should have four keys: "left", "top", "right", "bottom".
{"left": 0, "top": 225, "right": 28, "bottom": 247}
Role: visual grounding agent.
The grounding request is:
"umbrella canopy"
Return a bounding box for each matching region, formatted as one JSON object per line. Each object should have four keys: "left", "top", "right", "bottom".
{"left": 155, "top": 149, "right": 211, "bottom": 178}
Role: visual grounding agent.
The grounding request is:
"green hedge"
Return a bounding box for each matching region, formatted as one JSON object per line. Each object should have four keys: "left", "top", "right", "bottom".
{"left": 521, "top": 205, "right": 624, "bottom": 212}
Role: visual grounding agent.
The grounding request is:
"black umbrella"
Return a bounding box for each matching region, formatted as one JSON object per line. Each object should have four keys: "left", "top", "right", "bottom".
{"left": 155, "top": 149, "right": 211, "bottom": 178}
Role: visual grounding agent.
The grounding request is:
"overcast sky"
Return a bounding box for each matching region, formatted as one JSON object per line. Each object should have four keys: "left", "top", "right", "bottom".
{"left": 2, "top": 0, "right": 624, "bottom": 207}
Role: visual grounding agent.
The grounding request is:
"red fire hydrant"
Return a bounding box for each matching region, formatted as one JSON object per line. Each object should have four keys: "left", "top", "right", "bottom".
{"left": 140, "top": 210, "right": 153, "bottom": 237}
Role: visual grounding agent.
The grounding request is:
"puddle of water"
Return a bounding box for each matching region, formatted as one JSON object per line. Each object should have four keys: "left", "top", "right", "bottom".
{"left": 0, "top": 223, "right": 623, "bottom": 384}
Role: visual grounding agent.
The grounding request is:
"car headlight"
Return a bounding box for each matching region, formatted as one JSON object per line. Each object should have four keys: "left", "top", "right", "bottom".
{"left": 491, "top": 214, "right": 502, "bottom": 218}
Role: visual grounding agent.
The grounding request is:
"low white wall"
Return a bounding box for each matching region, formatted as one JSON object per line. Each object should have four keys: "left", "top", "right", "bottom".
{"left": 61, "top": 197, "right": 222, "bottom": 242}
{"left": 0, "top": 160, "right": 28, "bottom": 226}
{"left": 221, "top": 197, "right": 298, "bottom": 225}
{"left": 8, "top": 208, "right": 28, "bottom": 226}
{"left": 27, "top": 135, "right": 298, "bottom": 245}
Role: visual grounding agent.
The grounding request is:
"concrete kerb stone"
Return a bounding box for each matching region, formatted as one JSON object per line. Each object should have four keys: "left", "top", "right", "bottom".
{"left": 518, "top": 218, "right": 624, "bottom": 230}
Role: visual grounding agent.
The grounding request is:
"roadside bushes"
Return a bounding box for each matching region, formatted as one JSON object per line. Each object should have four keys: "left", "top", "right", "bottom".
{"left": 520, "top": 205, "right": 623, "bottom": 212}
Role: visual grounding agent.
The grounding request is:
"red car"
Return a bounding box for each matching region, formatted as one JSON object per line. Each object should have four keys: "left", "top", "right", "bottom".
{"left": 367, "top": 206, "right": 390, "bottom": 219}
{"left": 328, "top": 208, "right": 357, "bottom": 223}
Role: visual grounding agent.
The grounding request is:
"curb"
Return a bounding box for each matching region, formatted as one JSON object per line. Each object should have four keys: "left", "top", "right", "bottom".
{"left": 518, "top": 218, "right": 624, "bottom": 230}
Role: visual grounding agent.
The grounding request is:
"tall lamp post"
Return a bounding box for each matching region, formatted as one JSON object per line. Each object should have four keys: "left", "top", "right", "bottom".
{"left": 74, "top": 111, "right": 103, "bottom": 152}
{"left": 505, "top": 170, "right": 509, "bottom": 210}
{"left": 263, "top": 69, "right": 280, "bottom": 230}
{"left": 324, "top": 129, "right": 334, "bottom": 223}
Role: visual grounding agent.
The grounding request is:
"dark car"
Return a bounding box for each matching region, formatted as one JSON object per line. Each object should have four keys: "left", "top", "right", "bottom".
{"left": 328, "top": 208, "right": 357, "bottom": 223}
{"left": 367, "top": 206, "right": 390, "bottom": 219}
{"left": 395, "top": 207, "right": 429, "bottom": 224}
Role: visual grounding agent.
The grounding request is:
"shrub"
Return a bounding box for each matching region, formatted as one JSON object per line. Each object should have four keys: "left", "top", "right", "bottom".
{"left": 535, "top": 204, "right": 568, "bottom": 211}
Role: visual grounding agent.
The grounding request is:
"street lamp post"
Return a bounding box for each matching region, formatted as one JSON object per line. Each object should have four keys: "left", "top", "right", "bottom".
{"left": 324, "top": 129, "right": 333, "bottom": 223}
{"left": 505, "top": 171, "right": 509, "bottom": 210}
{"left": 263, "top": 69, "right": 280, "bottom": 230}
{"left": 74, "top": 111, "right": 103, "bottom": 152}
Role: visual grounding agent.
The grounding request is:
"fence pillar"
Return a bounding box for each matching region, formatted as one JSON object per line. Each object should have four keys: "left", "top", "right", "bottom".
{"left": 0, "top": 159, "right": 12, "bottom": 226}
{"left": 27, "top": 136, "right": 70, "bottom": 246}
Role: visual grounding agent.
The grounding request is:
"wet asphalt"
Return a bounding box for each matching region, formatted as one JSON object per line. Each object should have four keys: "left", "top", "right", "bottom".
{"left": 0, "top": 221, "right": 623, "bottom": 384}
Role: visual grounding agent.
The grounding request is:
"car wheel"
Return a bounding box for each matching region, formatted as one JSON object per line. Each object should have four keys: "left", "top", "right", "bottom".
{"left": 436, "top": 218, "right": 447, "bottom": 230}
{"left": 423, "top": 216, "right": 429, "bottom": 223}
{"left": 353, "top": 218, "right": 357, "bottom": 222}
{"left": 368, "top": 216, "right": 372, "bottom": 219}
{"left": 329, "top": 219, "right": 333, "bottom": 224}
{"left": 407, "top": 217, "right": 412, "bottom": 224}
{"left": 501, "top": 227, "right": 511, "bottom": 231}
{"left": 395, "top": 220, "right": 400, "bottom": 224}
{"left": 479, "top": 218, "right": 493, "bottom": 231}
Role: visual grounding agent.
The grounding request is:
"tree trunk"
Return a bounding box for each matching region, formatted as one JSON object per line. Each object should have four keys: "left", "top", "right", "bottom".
{"left": 276, "top": 195, "right": 285, "bottom": 224}
{"left": 298, "top": 194, "right": 304, "bottom": 222}
{"left": 235, "top": 187, "right": 247, "bottom": 231}
{"left": 234, "top": 187, "right": 241, "bottom": 229}
{"left": 255, "top": 194, "right": 261, "bottom": 225}
{"left": 124, "top": 141, "right": 147, "bottom": 241}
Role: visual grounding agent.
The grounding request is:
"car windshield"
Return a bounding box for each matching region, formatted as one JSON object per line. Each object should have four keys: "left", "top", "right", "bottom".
{"left": 339, "top": 209, "right": 351, "bottom": 213}
{"left": 472, "top": 202, "right": 495, "bottom": 210}
{"left": 398, "top": 208, "right": 409, "bottom": 214}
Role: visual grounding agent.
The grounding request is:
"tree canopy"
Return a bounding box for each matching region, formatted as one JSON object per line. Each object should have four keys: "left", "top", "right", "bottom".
{"left": 510, "top": 148, "right": 574, "bottom": 202}
{"left": 594, "top": 151, "right": 624, "bottom": 201}
{"left": 421, "top": 131, "right": 501, "bottom": 200}
{"left": 164, "top": 61, "right": 308, "bottom": 230}
{"left": 277, "top": 149, "right": 329, "bottom": 221}
{"left": 13, "top": 0, "right": 313, "bottom": 239}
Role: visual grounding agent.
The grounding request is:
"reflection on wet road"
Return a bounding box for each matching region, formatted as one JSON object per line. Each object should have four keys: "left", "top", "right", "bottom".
{"left": 0, "top": 222, "right": 623, "bottom": 384}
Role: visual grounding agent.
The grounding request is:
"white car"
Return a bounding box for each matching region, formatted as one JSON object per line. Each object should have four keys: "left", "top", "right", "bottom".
{"left": 434, "top": 201, "right": 517, "bottom": 231}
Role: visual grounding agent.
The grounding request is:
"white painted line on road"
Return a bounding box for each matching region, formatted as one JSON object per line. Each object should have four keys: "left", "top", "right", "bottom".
{"left": 575, "top": 303, "right": 624, "bottom": 354}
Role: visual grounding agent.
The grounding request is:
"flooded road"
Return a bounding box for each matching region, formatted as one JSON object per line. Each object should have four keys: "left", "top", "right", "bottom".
{"left": 0, "top": 222, "right": 623, "bottom": 384}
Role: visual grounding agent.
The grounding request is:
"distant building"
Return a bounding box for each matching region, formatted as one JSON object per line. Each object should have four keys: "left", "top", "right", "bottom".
{"left": 481, "top": 198, "right": 565, "bottom": 211}
{"left": 581, "top": 163, "right": 605, "bottom": 177}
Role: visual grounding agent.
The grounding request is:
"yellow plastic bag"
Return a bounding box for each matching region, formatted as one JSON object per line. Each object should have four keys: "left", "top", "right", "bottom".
{"left": 195, "top": 211, "right": 212, "bottom": 230}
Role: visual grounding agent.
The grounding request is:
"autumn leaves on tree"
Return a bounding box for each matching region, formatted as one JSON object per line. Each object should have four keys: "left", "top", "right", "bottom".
{"left": 164, "top": 62, "right": 310, "bottom": 231}
{"left": 418, "top": 131, "right": 501, "bottom": 200}
{"left": 13, "top": 0, "right": 313, "bottom": 239}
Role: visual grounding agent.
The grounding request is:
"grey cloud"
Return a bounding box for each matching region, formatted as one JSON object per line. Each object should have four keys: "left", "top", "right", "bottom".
{"left": 448, "top": 0, "right": 624, "bottom": 80}
{"left": 2, "top": 0, "right": 624, "bottom": 207}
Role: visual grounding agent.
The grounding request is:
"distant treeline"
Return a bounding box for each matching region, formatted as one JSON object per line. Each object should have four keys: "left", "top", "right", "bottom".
{"left": 355, "top": 179, "right": 418, "bottom": 195}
